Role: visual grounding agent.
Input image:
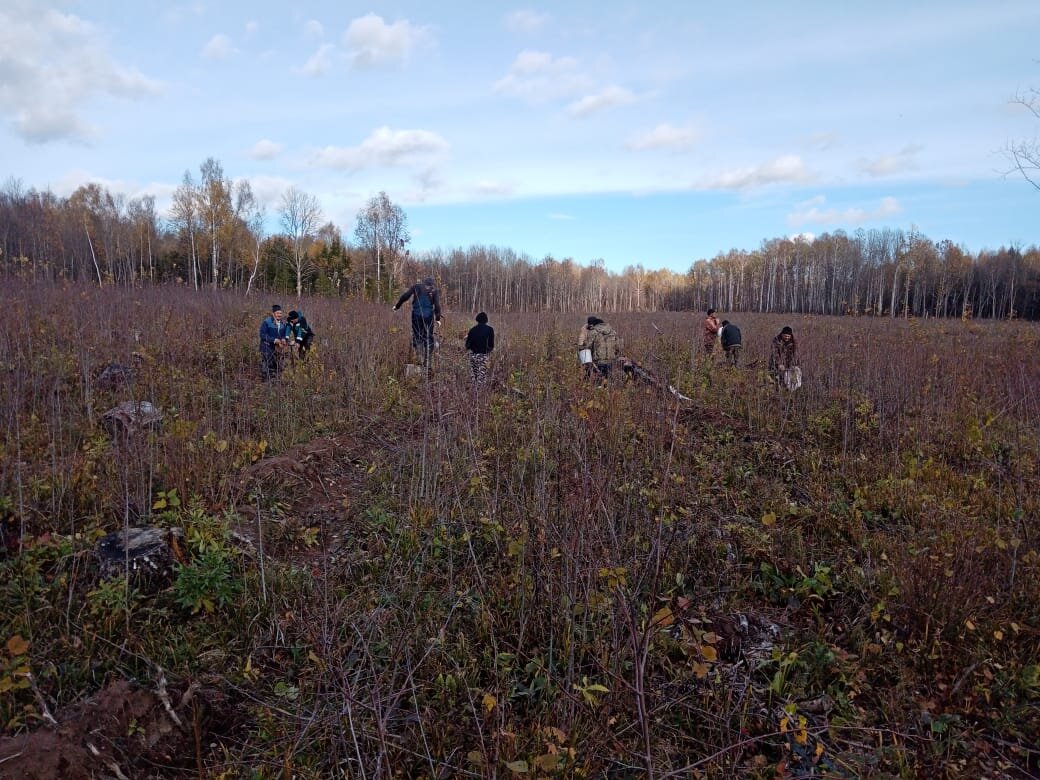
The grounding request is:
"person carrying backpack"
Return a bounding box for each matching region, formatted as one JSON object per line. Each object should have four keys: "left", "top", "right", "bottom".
{"left": 393, "top": 277, "right": 442, "bottom": 368}
{"left": 579, "top": 316, "right": 620, "bottom": 382}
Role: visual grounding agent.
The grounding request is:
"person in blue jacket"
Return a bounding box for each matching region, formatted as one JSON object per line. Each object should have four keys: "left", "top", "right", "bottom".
{"left": 259, "top": 304, "right": 288, "bottom": 380}
{"left": 393, "top": 277, "right": 442, "bottom": 368}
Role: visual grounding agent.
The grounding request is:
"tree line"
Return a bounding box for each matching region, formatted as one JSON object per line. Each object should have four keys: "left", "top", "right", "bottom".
{"left": 2, "top": 161, "right": 1039, "bottom": 319}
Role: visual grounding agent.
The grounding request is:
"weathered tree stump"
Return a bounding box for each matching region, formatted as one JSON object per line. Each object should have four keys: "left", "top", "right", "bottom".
{"left": 95, "top": 526, "right": 184, "bottom": 591}
{"left": 102, "top": 400, "right": 163, "bottom": 438}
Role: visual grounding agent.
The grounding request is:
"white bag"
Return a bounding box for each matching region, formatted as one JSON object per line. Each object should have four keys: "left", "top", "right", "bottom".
{"left": 782, "top": 366, "right": 802, "bottom": 391}
{"left": 578, "top": 348, "right": 593, "bottom": 365}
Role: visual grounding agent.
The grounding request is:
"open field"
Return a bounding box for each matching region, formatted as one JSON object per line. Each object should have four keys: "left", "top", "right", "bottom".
{"left": 1, "top": 282, "right": 1039, "bottom": 778}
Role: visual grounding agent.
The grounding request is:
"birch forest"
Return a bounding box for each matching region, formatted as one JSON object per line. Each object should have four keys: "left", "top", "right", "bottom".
{"left": 2, "top": 167, "right": 1038, "bottom": 319}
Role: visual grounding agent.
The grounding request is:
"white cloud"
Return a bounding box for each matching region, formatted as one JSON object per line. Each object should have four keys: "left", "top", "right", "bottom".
{"left": 494, "top": 50, "right": 592, "bottom": 103}
{"left": 410, "top": 167, "right": 444, "bottom": 201}
{"left": 201, "top": 33, "right": 236, "bottom": 60}
{"left": 568, "top": 85, "right": 635, "bottom": 118}
{"left": 313, "top": 126, "right": 449, "bottom": 170}
{"left": 246, "top": 174, "right": 296, "bottom": 207}
{"left": 473, "top": 180, "right": 514, "bottom": 197}
{"left": 247, "top": 139, "right": 283, "bottom": 160}
{"left": 0, "top": 2, "right": 161, "bottom": 144}
{"left": 505, "top": 10, "right": 549, "bottom": 33}
{"left": 14, "top": 108, "right": 98, "bottom": 145}
{"left": 703, "top": 155, "right": 811, "bottom": 189}
{"left": 859, "top": 144, "right": 924, "bottom": 177}
{"left": 297, "top": 44, "right": 335, "bottom": 76}
{"left": 343, "top": 14, "right": 431, "bottom": 68}
{"left": 787, "top": 195, "right": 901, "bottom": 227}
{"left": 304, "top": 19, "right": 324, "bottom": 39}
{"left": 627, "top": 123, "right": 700, "bottom": 151}
{"left": 49, "top": 170, "right": 176, "bottom": 206}
{"left": 245, "top": 20, "right": 259, "bottom": 36}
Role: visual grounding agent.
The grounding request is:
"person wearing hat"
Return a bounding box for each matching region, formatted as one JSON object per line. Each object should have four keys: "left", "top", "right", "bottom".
{"left": 259, "top": 304, "right": 288, "bottom": 380}
{"left": 464, "top": 312, "right": 495, "bottom": 387}
{"left": 579, "top": 316, "right": 620, "bottom": 383}
{"left": 720, "top": 319, "right": 743, "bottom": 366}
{"left": 393, "top": 277, "right": 442, "bottom": 369}
{"left": 769, "top": 326, "right": 798, "bottom": 387}
{"left": 703, "top": 308, "right": 721, "bottom": 355}
{"left": 286, "top": 310, "right": 315, "bottom": 358}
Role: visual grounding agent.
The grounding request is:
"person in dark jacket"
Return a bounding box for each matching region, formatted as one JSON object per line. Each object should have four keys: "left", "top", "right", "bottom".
{"left": 769, "top": 326, "right": 798, "bottom": 387}
{"left": 720, "top": 320, "right": 742, "bottom": 366}
{"left": 286, "top": 310, "right": 315, "bottom": 358}
{"left": 464, "top": 312, "right": 495, "bottom": 387}
{"left": 259, "top": 304, "right": 288, "bottom": 380}
{"left": 393, "top": 277, "right": 442, "bottom": 368}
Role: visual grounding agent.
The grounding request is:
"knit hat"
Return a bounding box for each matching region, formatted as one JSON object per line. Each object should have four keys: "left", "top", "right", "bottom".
{"left": 271, "top": 304, "right": 282, "bottom": 312}
{"left": 780, "top": 326, "right": 793, "bottom": 336}
{"left": 475, "top": 312, "right": 488, "bottom": 324}
{"left": 587, "top": 316, "right": 603, "bottom": 326}
{"left": 287, "top": 310, "right": 299, "bottom": 321}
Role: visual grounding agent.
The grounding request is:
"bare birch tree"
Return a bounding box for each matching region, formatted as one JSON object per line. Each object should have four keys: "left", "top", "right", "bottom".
{"left": 1005, "top": 86, "right": 1040, "bottom": 191}
{"left": 170, "top": 172, "right": 200, "bottom": 290}
{"left": 279, "top": 186, "right": 323, "bottom": 299}
{"left": 353, "top": 191, "right": 410, "bottom": 300}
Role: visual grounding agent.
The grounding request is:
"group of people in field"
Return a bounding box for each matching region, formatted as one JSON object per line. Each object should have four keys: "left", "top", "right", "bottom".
{"left": 258, "top": 278, "right": 800, "bottom": 390}
{"left": 258, "top": 305, "right": 315, "bottom": 381}
{"left": 701, "top": 308, "right": 800, "bottom": 387}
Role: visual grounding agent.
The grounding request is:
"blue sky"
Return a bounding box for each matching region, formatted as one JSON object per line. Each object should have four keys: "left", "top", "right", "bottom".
{"left": 1, "top": 0, "right": 1038, "bottom": 273}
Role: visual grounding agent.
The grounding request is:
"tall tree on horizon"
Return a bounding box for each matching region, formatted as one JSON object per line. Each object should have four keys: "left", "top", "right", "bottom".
{"left": 279, "top": 186, "right": 323, "bottom": 299}
{"left": 353, "top": 191, "right": 409, "bottom": 300}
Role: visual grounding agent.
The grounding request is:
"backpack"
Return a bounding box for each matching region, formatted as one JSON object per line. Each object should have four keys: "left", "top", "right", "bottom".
{"left": 414, "top": 284, "right": 435, "bottom": 318}
{"left": 592, "top": 324, "right": 619, "bottom": 361}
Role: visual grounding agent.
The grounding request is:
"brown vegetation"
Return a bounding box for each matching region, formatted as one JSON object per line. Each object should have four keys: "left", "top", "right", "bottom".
{"left": 1, "top": 282, "right": 1038, "bottom": 777}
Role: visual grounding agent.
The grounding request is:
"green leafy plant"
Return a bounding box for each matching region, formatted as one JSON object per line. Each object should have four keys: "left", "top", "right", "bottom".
{"left": 173, "top": 548, "right": 241, "bottom": 614}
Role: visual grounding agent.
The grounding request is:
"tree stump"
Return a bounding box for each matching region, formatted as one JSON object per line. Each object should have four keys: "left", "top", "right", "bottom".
{"left": 102, "top": 401, "right": 163, "bottom": 438}
{"left": 95, "top": 526, "right": 184, "bottom": 591}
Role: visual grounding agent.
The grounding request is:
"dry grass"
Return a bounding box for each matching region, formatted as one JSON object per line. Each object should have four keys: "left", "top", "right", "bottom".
{"left": 1, "top": 281, "right": 1038, "bottom": 778}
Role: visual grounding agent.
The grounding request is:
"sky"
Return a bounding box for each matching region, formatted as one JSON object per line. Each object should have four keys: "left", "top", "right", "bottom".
{"left": 1, "top": 0, "right": 1038, "bottom": 273}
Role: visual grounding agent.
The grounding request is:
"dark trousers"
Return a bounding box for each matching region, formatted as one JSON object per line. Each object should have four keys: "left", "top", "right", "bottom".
{"left": 260, "top": 346, "right": 279, "bottom": 380}
{"left": 411, "top": 314, "right": 435, "bottom": 366}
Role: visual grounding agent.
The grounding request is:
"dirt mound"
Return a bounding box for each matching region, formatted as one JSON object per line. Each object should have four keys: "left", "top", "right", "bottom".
{"left": 0, "top": 678, "right": 225, "bottom": 779}
{"left": 233, "top": 434, "right": 361, "bottom": 502}
{"left": 229, "top": 433, "right": 376, "bottom": 565}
